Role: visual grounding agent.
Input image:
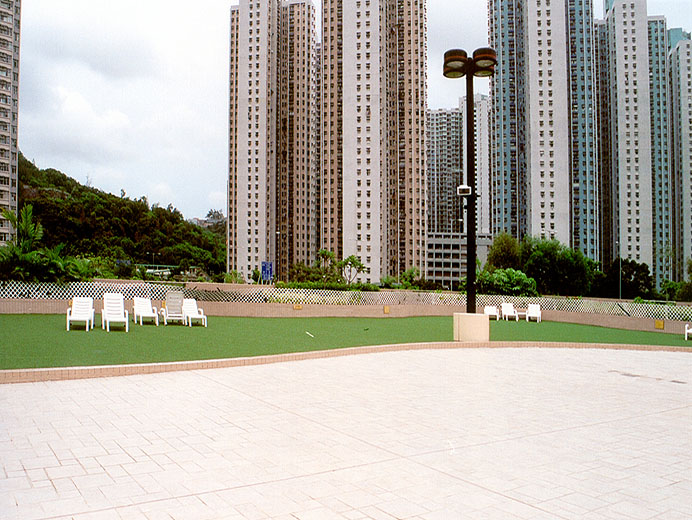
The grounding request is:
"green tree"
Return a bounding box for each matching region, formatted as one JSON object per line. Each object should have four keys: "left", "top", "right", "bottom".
{"left": 594, "top": 258, "right": 655, "bottom": 299}
{"left": 661, "top": 280, "right": 681, "bottom": 301}
{"left": 677, "top": 282, "right": 692, "bottom": 302}
{"left": 520, "top": 237, "right": 590, "bottom": 296}
{"left": 475, "top": 268, "right": 538, "bottom": 296}
{"left": 619, "top": 259, "right": 654, "bottom": 299}
{"left": 288, "top": 261, "right": 318, "bottom": 282}
{"left": 339, "top": 255, "right": 367, "bottom": 285}
{"left": 314, "top": 249, "right": 343, "bottom": 286}
{"left": 399, "top": 267, "right": 420, "bottom": 289}
{"left": 0, "top": 205, "right": 46, "bottom": 281}
{"left": 379, "top": 276, "right": 397, "bottom": 289}
{"left": 3, "top": 205, "right": 43, "bottom": 254}
{"left": 486, "top": 232, "right": 520, "bottom": 270}
{"left": 206, "top": 209, "right": 224, "bottom": 220}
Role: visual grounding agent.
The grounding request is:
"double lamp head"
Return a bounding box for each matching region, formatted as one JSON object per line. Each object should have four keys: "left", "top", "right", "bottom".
{"left": 443, "top": 47, "right": 497, "bottom": 78}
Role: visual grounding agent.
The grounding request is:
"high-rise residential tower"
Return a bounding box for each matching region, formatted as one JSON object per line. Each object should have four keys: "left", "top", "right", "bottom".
{"left": 425, "top": 96, "right": 492, "bottom": 290}
{"left": 426, "top": 108, "right": 462, "bottom": 235}
{"left": 648, "top": 16, "right": 672, "bottom": 287}
{"left": 426, "top": 96, "right": 491, "bottom": 236}
{"left": 320, "top": 0, "right": 427, "bottom": 283}
{"left": 227, "top": 0, "right": 316, "bottom": 282}
{"left": 489, "top": 0, "right": 599, "bottom": 259}
{"left": 598, "top": 0, "right": 654, "bottom": 268}
{"left": 0, "top": 0, "right": 20, "bottom": 246}
{"left": 668, "top": 30, "right": 692, "bottom": 281}
{"left": 276, "top": 0, "right": 317, "bottom": 280}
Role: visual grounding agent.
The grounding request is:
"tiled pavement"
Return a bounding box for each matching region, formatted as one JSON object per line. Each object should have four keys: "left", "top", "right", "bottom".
{"left": 1, "top": 347, "right": 691, "bottom": 519}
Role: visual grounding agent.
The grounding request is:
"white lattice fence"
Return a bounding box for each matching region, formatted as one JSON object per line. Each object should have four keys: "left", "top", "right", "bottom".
{"left": 1, "top": 281, "right": 691, "bottom": 321}
{"left": 476, "top": 295, "right": 692, "bottom": 321}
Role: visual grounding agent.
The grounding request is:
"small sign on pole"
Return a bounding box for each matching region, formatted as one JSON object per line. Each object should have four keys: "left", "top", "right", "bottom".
{"left": 261, "top": 261, "right": 273, "bottom": 282}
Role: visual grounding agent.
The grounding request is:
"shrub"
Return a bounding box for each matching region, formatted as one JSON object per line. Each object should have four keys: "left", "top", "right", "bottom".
{"left": 475, "top": 268, "right": 539, "bottom": 296}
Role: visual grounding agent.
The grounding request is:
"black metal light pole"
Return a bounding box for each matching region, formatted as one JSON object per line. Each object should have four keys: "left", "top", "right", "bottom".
{"left": 443, "top": 48, "right": 497, "bottom": 314}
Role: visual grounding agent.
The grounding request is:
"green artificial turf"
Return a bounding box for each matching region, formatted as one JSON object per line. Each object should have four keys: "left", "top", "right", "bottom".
{"left": 0, "top": 314, "right": 689, "bottom": 370}
{"left": 490, "top": 319, "right": 692, "bottom": 348}
{"left": 0, "top": 314, "right": 452, "bottom": 369}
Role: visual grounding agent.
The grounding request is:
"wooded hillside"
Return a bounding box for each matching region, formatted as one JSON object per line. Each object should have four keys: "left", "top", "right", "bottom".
{"left": 17, "top": 154, "right": 225, "bottom": 278}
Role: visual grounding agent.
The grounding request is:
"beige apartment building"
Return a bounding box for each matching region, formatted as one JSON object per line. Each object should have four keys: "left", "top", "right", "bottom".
{"left": 320, "top": 0, "right": 427, "bottom": 283}
{"left": 227, "top": 0, "right": 317, "bottom": 282}
{"left": 229, "top": 0, "right": 426, "bottom": 284}
{"left": 0, "top": 0, "right": 20, "bottom": 245}
{"left": 276, "top": 0, "right": 317, "bottom": 280}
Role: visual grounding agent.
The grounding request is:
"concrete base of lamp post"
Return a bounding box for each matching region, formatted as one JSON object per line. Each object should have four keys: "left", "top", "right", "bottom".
{"left": 453, "top": 312, "right": 490, "bottom": 342}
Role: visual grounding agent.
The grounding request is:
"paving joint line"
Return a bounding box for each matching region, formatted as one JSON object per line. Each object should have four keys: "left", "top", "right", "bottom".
{"left": 194, "top": 370, "right": 577, "bottom": 519}
{"left": 35, "top": 455, "right": 405, "bottom": 520}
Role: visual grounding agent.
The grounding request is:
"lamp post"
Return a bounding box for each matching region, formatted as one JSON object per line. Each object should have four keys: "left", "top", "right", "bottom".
{"left": 443, "top": 47, "right": 497, "bottom": 313}
{"left": 615, "top": 240, "right": 622, "bottom": 300}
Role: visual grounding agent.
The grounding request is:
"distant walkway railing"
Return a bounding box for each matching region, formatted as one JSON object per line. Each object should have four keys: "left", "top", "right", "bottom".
{"left": 1, "top": 280, "right": 691, "bottom": 322}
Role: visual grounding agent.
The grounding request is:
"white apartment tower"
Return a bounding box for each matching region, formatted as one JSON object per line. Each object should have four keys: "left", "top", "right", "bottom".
{"left": 228, "top": 1, "right": 278, "bottom": 280}
{"left": 321, "top": 0, "right": 427, "bottom": 282}
{"left": 598, "top": 0, "right": 653, "bottom": 268}
{"left": 0, "top": 0, "right": 20, "bottom": 246}
{"left": 669, "top": 33, "right": 692, "bottom": 281}
{"left": 228, "top": 0, "right": 316, "bottom": 281}
{"left": 648, "top": 16, "right": 671, "bottom": 287}
{"left": 489, "top": 0, "right": 599, "bottom": 259}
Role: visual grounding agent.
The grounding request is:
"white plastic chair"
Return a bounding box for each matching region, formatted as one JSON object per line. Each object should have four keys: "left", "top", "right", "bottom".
{"left": 526, "top": 304, "right": 542, "bottom": 323}
{"left": 483, "top": 305, "right": 500, "bottom": 320}
{"left": 685, "top": 324, "right": 691, "bottom": 341}
{"left": 66, "top": 297, "right": 95, "bottom": 331}
{"left": 160, "top": 291, "right": 186, "bottom": 325}
{"left": 133, "top": 297, "right": 159, "bottom": 326}
{"left": 101, "top": 293, "right": 129, "bottom": 332}
{"left": 501, "top": 302, "right": 519, "bottom": 321}
{"left": 182, "top": 298, "right": 207, "bottom": 327}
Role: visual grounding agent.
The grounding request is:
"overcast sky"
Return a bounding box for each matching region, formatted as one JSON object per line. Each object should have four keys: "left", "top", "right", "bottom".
{"left": 18, "top": 0, "right": 692, "bottom": 219}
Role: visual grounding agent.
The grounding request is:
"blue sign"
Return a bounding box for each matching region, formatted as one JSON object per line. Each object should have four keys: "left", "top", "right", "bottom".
{"left": 261, "top": 261, "right": 273, "bottom": 281}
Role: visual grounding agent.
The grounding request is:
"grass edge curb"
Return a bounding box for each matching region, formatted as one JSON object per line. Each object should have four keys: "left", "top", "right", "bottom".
{"left": 2, "top": 340, "right": 690, "bottom": 384}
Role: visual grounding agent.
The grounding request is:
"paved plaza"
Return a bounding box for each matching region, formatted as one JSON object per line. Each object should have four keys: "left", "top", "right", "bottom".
{"left": 1, "top": 347, "right": 691, "bottom": 519}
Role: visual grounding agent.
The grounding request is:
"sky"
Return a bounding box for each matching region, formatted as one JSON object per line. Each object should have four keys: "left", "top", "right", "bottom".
{"left": 18, "top": 0, "right": 692, "bottom": 220}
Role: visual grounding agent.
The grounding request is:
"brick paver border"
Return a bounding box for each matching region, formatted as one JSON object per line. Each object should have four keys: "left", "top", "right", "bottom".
{"left": 1, "top": 341, "right": 689, "bottom": 384}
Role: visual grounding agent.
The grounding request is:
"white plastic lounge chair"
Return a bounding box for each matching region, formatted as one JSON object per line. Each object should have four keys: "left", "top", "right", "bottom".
{"left": 66, "top": 297, "right": 94, "bottom": 331}
{"left": 133, "top": 297, "right": 159, "bottom": 326}
{"left": 526, "top": 303, "right": 542, "bottom": 323}
{"left": 183, "top": 298, "right": 207, "bottom": 327}
{"left": 501, "top": 302, "right": 519, "bottom": 321}
{"left": 484, "top": 305, "right": 500, "bottom": 320}
{"left": 160, "top": 291, "right": 186, "bottom": 325}
{"left": 686, "top": 324, "right": 691, "bottom": 341}
{"left": 101, "top": 293, "right": 129, "bottom": 332}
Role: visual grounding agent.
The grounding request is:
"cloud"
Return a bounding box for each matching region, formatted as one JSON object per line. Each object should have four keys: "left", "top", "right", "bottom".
{"left": 21, "top": 85, "right": 132, "bottom": 164}
{"left": 22, "top": 1, "right": 162, "bottom": 81}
